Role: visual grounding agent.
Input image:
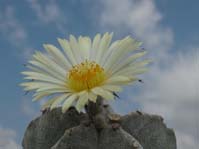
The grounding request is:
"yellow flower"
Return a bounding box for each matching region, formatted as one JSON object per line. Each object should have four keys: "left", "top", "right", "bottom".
{"left": 21, "top": 33, "right": 150, "bottom": 113}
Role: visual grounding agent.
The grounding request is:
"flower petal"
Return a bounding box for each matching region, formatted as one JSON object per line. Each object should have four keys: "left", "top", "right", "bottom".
{"left": 92, "top": 87, "right": 114, "bottom": 100}
{"left": 20, "top": 81, "right": 65, "bottom": 91}
{"left": 96, "top": 32, "right": 113, "bottom": 64}
{"left": 126, "top": 68, "right": 149, "bottom": 76}
{"left": 69, "top": 35, "right": 82, "bottom": 63}
{"left": 111, "top": 51, "right": 147, "bottom": 74}
{"left": 114, "top": 59, "right": 151, "bottom": 76}
{"left": 105, "top": 76, "right": 131, "bottom": 85}
{"left": 43, "top": 44, "right": 71, "bottom": 69}
{"left": 32, "top": 51, "right": 66, "bottom": 78}
{"left": 90, "top": 33, "right": 101, "bottom": 61}
{"left": 102, "top": 85, "right": 122, "bottom": 92}
{"left": 62, "top": 94, "right": 77, "bottom": 113}
{"left": 50, "top": 94, "right": 71, "bottom": 110}
{"left": 33, "top": 92, "right": 51, "bottom": 101}
{"left": 36, "top": 86, "right": 69, "bottom": 92}
{"left": 76, "top": 92, "right": 88, "bottom": 112}
{"left": 22, "top": 71, "right": 65, "bottom": 85}
{"left": 57, "top": 38, "right": 77, "bottom": 65}
{"left": 32, "top": 89, "right": 71, "bottom": 102}
{"left": 88, "top": 91, "right": 97, "bottom": 103}
{"left": 41, "top": 96, "right": 59, "bottom": 110}
{"left": 28, "top": 61, "right": 65, "bottom": 81}
{"left": 104, "top": 37, "right": 142, "bottom": 71}
{"left": 78, "top": 36, "right": 91, "bottom": 60}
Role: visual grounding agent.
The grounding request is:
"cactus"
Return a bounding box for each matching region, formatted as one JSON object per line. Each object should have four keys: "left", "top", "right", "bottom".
{"left": 22, "top": 98, "right": 176, "bottom": 149}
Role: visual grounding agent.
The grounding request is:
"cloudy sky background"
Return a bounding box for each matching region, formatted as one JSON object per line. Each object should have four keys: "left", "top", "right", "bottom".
{"left": 0, "top": 0, "right": 198, "bottom": 148}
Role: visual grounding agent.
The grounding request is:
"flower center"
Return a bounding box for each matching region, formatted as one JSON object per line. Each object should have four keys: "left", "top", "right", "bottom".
{"left": 68, "top": 60, "right": 106, "bottom": 92}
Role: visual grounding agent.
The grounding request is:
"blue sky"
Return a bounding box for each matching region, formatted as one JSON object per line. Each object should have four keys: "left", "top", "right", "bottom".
{"left": 0, "top": 0, "right": 198, "bottom": 148}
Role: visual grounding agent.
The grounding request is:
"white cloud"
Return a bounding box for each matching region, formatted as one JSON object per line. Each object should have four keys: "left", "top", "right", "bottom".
{"left": 100, "top": 0, "right": 173, "bottom": 59}
{"left": 0, "top": 126, "right": 21, "bottom": 149}
{"left": 0, "top": 6, "right": 33, "bottom": 59}
{"left": 176, "top": 131, "right": 198, "bottom": 149}
{"left": 0, "top": 6, "right": 27, "bottom": 45}
{"left": 26, "top": 0, "right": 67, "bottom": 32}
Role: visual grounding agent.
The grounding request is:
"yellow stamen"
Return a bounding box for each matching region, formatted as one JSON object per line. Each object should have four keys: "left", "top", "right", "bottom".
{"left": 68, "top": 60, "right": 106, "bottom": 92}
